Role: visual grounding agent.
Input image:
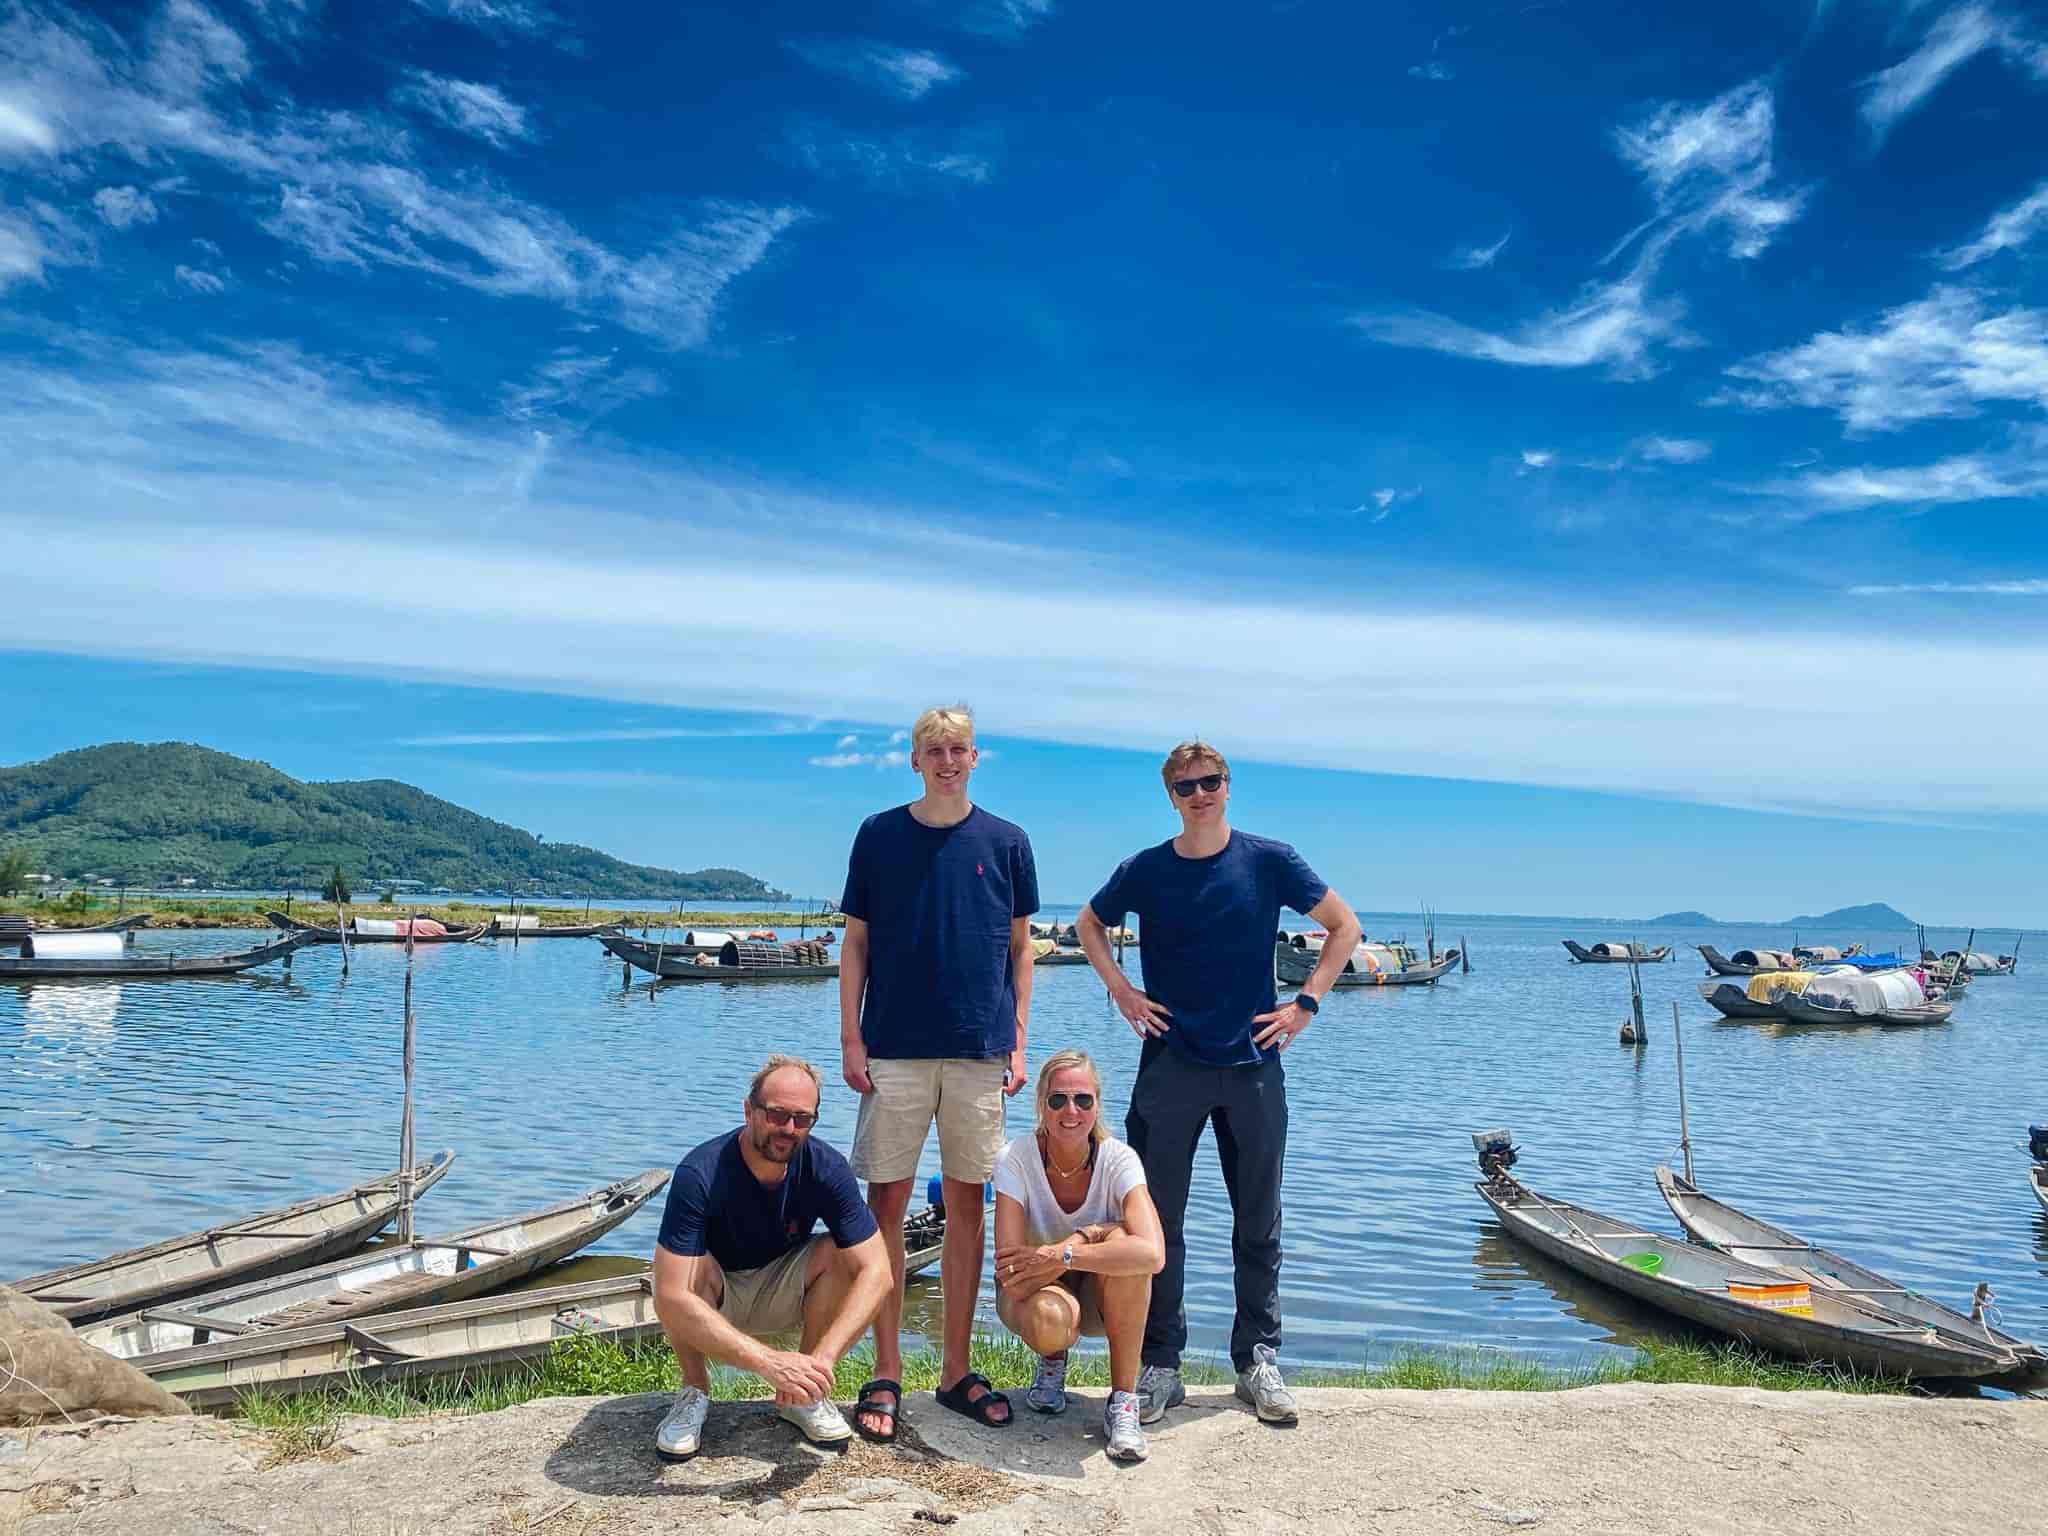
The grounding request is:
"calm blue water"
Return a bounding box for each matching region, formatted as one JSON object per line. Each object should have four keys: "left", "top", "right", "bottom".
{"left": 5, "top": 915, "right": 2045, "bottom": 1374}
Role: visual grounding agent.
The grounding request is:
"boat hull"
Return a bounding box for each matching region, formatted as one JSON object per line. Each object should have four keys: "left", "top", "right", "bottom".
{"left": 10, "top": 1152, "right": 457, "bottom": 1323}
{"left": 1477, "top": 1175, "right": 2006, "bottom": 1379}
{"left": 1563, "top": 941, "right": 1671, "bottom": 964}
{"left": 1698, "top": 981, "right": 1785, "bottom": 1020}
{"left": 600, "top": 932, "right": 838, "bottom": 981}
{"left": 1274, "top": 942, "right": 1460, "bottom": 987}
{"left": 1775, "top": 993, "right": 1953, "bottom": 1028}
{"left": 0, "top": 931, "right": 315, "bottom": 979}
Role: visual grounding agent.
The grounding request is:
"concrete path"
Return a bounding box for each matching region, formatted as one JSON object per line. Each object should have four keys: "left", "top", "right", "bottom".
{"left": 5, "top": 1385, "right": 2045, "bottom": 1535}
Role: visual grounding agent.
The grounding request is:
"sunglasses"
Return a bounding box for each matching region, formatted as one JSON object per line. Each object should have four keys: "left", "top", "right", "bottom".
{"left": 1170, "top": 774, "right": 1227, "bottom": 798}
{"left": 750, "top": 1100, "right": 818, "bottom": 1130}
{"left": 1046, "top": 1092, "right": 1096, "bottom": 1111}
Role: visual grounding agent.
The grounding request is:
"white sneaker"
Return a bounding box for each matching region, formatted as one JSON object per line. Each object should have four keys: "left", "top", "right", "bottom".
{"left": 1103, "top": 1389, "right": 1148, "bottom": 1462}
{"left": 655, "top": 1386, "right": 710, "bottom": 1460}
{"left": 1235, "top": 1344, "right": 1298, "bottom": 1424}
{"left": 777, "top": 1396, "right": 853, "bottom": 1445}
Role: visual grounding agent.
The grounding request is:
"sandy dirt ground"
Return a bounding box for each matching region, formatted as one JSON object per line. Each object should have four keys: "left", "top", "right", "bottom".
{"left": 5, "top": 1384, "right": 2046, "bottom": 1536}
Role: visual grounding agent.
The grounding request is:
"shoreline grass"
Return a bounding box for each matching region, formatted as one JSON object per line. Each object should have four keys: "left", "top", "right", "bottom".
{"left": 228, "top": 1329, "right": 1911, "bottom": 1436}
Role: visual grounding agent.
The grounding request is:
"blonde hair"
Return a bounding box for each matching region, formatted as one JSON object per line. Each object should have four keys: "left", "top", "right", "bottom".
{"left": 911, "top": 705, "right": 976, "bottom": 754}
{"left": 1161, "top": 739, "right": 1229, "bottom": 786}
{"left": 749, "top": 1054, "right": 822, "bottom": 1107}
{"left": 1035, "top": 1049, "right": 1105, "bottom": 1146}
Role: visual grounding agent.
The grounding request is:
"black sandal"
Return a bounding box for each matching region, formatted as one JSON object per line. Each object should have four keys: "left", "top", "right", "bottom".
{"left": 853, "top": 1378, "right": 901, "bottom": 1443}
{"left": 935, "top": 1371, "right": 1011, "bottom": 1428}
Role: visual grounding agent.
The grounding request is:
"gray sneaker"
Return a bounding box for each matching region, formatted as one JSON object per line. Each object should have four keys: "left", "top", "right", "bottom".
{"left": 1234, "top": 1344, "right": 1297, "bottom": 1424}
{"left": 1134, "top": 1363, "right": 1184, "bottom": 1425}
{"left": 1103, "top": 1389, "right": 1148, "bottom": 1462}
{"left": 655, "top": 1385, "right": 710, "bottom": 1459}
{"left": 1026, "top": 1353, "right": 1070, "bottom": 1415}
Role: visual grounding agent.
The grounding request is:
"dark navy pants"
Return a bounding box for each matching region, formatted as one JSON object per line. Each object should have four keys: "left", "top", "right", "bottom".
{"left": 1124, "top": 1036, "right": 1287, "bottom": 1373}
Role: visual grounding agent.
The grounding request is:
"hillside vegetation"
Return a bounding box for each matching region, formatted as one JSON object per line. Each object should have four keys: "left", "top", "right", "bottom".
{"left": 0, "top": 743, "right": 782, "bottom": 900}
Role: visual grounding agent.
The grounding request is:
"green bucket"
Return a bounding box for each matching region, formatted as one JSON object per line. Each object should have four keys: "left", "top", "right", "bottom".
{"left": 1620, "top": 1251, "right": 1664, "bottom": 1275}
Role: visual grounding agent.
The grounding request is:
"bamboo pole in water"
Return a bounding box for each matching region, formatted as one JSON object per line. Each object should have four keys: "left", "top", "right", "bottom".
{"left": 1671, "top": 1000, "right": 1694, "bottom": 1185}
{"left": 397, "top": 916, "right": 417, "bottom": 1244}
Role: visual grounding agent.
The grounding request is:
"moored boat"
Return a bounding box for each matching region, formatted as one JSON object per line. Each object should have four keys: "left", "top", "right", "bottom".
{"left": 600, "top": 932, "right": 838, "bottom": 981}
{"left": 75, "top": 1169, "right": 671, "bottom": 1361}
{"left": 0, "top": 912, "right": 149, "bottom": 950}
{"left": 1697, "top": 979, "right": 1789, "bottom": 1020}
{"left": 1774, "top": 968, "right": 1952, "bottom": 1027}
{"left": 1654, "top": 1166, "right": 2044, "bottom": 1380}
{"left": 0, "top": 929, "right": 316, "bottom": 980}
{"left": 489, "top": 914, "right": 616, "bottom": 939}
{"left": 1697, "top": 945, "right": 1798, "bottom": 977}
{"left": 2030, "top": 1126, "right": 2048, "bottom": 1215}
{"left": 1563, "top": 940, "right": 1671, "bottom": 964}
{"left": 1275, "top": 933, "right": 1459, "bottom": 987}
{"left": 1472, "top": 1132, "right": 2011, "bottom": 1379}
{"left": 265, "top": 912, "right": 489, "bottom": 944}
{"left": 9, "top": 1151, "right": 457, "bottom": 1323}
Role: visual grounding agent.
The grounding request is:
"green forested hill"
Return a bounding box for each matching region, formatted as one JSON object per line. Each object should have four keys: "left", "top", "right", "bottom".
{"left": 0, "top": 743, "right": 784, "bottom": 899}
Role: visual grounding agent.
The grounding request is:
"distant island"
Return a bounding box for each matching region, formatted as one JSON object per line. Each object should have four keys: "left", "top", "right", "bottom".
{"left": 0, "top": 742, "right": 786, "bottom": 901}
{"left": 1644, "top": 902, "right": 1916, "bottom": 929}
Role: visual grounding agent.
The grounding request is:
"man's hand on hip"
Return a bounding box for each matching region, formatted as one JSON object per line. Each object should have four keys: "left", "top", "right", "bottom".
{"left": 1251, "top": 1001, "right": 1312, "bottom": 1051}
{"left": 1003, "top": 1043, "right": 1027, "bottom": 1097}
{"left": 1112, "top": 982, "right": 1173, "bottom": 1038}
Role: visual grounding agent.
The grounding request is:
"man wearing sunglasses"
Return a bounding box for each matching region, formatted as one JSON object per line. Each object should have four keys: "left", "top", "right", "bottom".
{"left": 1076, "top": 741, "right": 1360, "bottom": 1429}
{"left": 650, "top": 1056, "right": 892, "bottom": 1460}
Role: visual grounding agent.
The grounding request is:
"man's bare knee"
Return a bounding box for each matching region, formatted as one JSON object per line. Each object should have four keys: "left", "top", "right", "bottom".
{"left": 867, "top": 1179, "right": 914, "bottom": 1218}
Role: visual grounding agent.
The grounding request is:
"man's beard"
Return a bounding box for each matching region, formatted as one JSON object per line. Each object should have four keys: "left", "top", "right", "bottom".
{"left": 750, "top": 1124, "right": 799, "bottom": 1162}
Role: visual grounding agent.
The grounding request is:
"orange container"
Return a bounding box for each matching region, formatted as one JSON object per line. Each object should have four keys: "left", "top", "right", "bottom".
{"left": 1727, "top": 1281, "right": 1813, "bottom": 1317}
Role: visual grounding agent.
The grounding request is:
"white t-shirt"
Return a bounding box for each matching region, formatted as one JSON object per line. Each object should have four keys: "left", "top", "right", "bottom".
{"left": 993, "top": 1133, "right": 1147, "bottom": 1246}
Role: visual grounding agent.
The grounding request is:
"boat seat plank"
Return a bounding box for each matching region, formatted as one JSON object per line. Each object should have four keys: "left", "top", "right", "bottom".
{"left": 343, "top": 1323, "right": 416, "bottom": 1362}
{"left": 139, "top": 1307, "right": 255, "bottom": 1336}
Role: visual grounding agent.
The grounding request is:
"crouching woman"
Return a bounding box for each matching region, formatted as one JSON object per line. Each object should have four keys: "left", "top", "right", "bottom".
{"left": 993, "top": 1050, "right": 1165, "bottom": 1462}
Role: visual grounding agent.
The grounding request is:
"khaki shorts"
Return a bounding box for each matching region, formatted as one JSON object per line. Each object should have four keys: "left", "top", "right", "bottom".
{"left": 997, "top": 1273, "right": 1106, "bottom": 1339}
{"left": 852, "top": 1056, "right": 1007, "bottom": 1183}
{"left": 717, "top": 1237, "right": 821, "bottom": 1336}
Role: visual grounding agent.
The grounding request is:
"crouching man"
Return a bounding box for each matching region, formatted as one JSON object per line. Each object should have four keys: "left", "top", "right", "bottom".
{"left": 651, "top": 1055, "right": 893, "bottom": 1459}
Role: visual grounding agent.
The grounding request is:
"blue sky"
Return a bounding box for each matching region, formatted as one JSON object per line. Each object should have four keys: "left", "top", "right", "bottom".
{"left": 2, "top": 2, "right": 2045, "bottom": 921}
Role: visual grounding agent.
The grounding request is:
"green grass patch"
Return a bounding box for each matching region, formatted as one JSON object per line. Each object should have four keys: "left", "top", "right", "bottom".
{"left": 227, "top": 1329, "right": 1908, "bottom": 1441}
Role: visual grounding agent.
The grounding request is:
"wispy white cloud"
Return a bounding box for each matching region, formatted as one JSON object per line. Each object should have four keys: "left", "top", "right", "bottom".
{"left": 947, "top": 1, "right": 1057, "bottom": 41}
{"left": 0, "top": 199, "right": 92, "bottom": 289}
{"left": 788, "top": 39, "right": 964, "bottom": 101}
{"left": 1935, "top": 179, "right": 2048, "bottom": 269}
{"left": 393, "top": 71, "right": 535, "bottom": 148}
{"left": 173, "top": 261, "right": 228, "bottom": 293}
{"left": 809, "top": 750, "right": 911, "bottom": 769}
{"left": 406, "top": 0, "right": 554, "bottom": 37}
{"left": 834, "top": 733, "right": 858, "bottom": 749}
{"left": 1358, "top": 254, "right": 1686, "bottom": 381}
{"left": 396, "top": 723, "right": 817, "bottom": 746}
{"left": 1848, "top": 577, "right": 2048, "bottom": 596}
{"left": 1442, "top": 233, "right": 1508, "bottom": 270}
{"left": 1408, "top": 61, "right": 1454, "bottom": 82}
{"left": 1520, "top": 449, "right": 1554, "bottom": 469}
{"left": 1719, "top": 285, "right": 2048, "bottom": 432}
{"left": 92, "top": 185, "right": 159, "bottom": 228}
{"left": 1763, "top": 450, "right": 2048, "bottom": 511}
{"left": 887, "top": 729, "right": 909, "bottom": 745}
{"left": 1363, "top": 81, "right": 1796, "bottom": 378}
{"left": 1353, "top": 487, "right": 1419, "bottom": 523}
{"left": 1636, "top": 436, "right": 1711, "bottom": 464}
{"left": 0, "top": 3, "right": 800, "bottom": 347}
{"left": 1858, "top": 3, "right": 2036, "bottom": 142}
{"left": 0, "top": 98, "right": 59, "bottom": 154}
{"left": 779, "top": 118, "right": 995, "bottom": 187}
{"left": 500, "top": 350, "right": 664, "bottom": 425}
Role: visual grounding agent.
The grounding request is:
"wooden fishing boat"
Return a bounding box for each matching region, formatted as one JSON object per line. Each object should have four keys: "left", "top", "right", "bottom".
{"left": 1033, "top": 949, "right": 1094, "bottom": 966}
{"left": 9, "top": 1152, "right": 457, "bottom": 1323}
{"left": 1931, "top": 946, "right": 2020, "bottom": 977}
{"left": 0, "top": 930, "right": 316, "bottom": 980}
{"left": 265, "top": 912, "right": 488, "bottom": 944}
{"left": 1697, "top": 980, "right": 1787, "bottom": 1020}
{"left": 139, "top": 1273, "right": 665, "bottom": 1409}
{"left": 1773, "top": 968, "right": 1952, "bottom": 1027}
{"left": 2030, "top": 1127, "right": 2048, "bottom": 1215}
{"left": 1654, "top": 1166, "right": 2046, "bottom": 1380}
{"left": 1563, "top": 940, "right": 1671, "bottom": 964}
{"left": 1274, "top": 935, "right": 1460, "bottom": 987}
{"left": 1471, "top": 1133, "right": 2011, "bottom": 1379}
{"left": 0, "top": 912, "right": 149, "bottom": 950}
{"left": 489, "top": 915, "right": 616, "bottom": 939}
{"left": 2032, "top": 1165, "right": 2048, "bottom": 1215}
{"left": 1697, "top": 945, "right": 1798, "bottom": 977}
{"left": 76, "top": 1169, "right": 671, "bottom": 1361}
{"left": 600, "top": 932, "right": 838, "bottom": 981}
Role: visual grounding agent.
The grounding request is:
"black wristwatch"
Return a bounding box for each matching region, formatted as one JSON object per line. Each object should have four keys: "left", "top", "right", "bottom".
{"left": 1292, "top": 991, "right": 1319, "bottom": 1015}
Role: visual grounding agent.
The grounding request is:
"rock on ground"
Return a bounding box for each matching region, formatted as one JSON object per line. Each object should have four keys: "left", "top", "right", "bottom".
{"left": 4, "top": 1384, "right": 2046, "bottom": 1536}
{"left": 0, "top": 1284, "right": 188, "bottom": 1427}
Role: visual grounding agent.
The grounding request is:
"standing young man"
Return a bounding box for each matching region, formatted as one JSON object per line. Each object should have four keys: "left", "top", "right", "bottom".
{"left": 1076, "top": 741, "right": 1360, "bottom": 1428}
{"left": 839, "top": 705, "right": 1039, "bottom": 1439}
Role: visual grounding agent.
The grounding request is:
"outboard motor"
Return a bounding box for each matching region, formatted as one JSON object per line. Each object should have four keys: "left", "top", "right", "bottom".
{"left": 1472, "top": 1127, "right": 1518, "bottom": 1182}
{"left": 2029, "top": 1125, "right": 2048, "bottom": 1166}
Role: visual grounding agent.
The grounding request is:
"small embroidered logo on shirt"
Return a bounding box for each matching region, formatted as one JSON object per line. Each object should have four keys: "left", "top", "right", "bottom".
{"left": 976, "top": 862, "right": 984, "bottom": 875}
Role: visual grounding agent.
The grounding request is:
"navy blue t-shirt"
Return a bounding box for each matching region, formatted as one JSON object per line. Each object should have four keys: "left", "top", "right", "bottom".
{"left": 655, "top": 1130, "right": 878, "bottom": 1274}
{"left": 842, "top": 805, "right": 1039, "bottom": 1060}
{"left": 1089, "top": 831, "right": 1328, "bottom": 1067}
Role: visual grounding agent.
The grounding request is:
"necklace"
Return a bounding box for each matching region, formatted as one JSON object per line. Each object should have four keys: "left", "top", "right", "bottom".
{"left": 1040, "top": 1131, "right": 1090, "bottom": 1179}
